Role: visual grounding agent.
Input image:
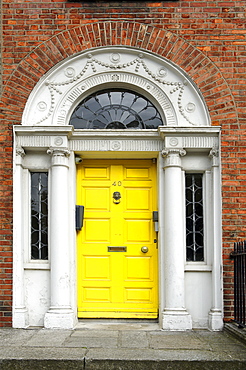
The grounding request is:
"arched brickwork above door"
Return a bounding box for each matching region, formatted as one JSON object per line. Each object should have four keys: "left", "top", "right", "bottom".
{"left": 0, "top": 21, "right": 237, "bottom": 126}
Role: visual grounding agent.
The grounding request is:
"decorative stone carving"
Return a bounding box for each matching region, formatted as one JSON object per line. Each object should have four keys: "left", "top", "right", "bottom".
{"left": 69, "top": 138, "right": 164, "bottom": 152}
{"left": 209, "top": 147, "right": 219, "bottom": 158}
{"left": 22, "top": 47, "right": 210, "bottom": 128}
{"left": 16, "top": 146, "right": 25, "bottom": 158}
{"left": 54, "top": 137, "right": 64, "bottom": 146}
{"left": 182, "top": 136, "right": 218, "bottom": 149}
{"left": 162, "top": 148, "right": 186, "bottom": 158}
{"left": 157, "top": 67, "right": 167, "bottom": 78}
{"left": 110, "top": 53, "right": 120, "bottom": 63}
{"left": 111, "top": 74, "right": 120, "bottom": 81}
{"left": 209, "top": 147, "right": 220, "bottom": 167}
{"left": 47, "top": 148, "right": 70, "bottom": 169}
{"left": 37, "top": 101, "right": 47, "bottom": 111}
{"left": 64, "top": 67, "right": 75, "bottom": 78}
{"left": 110, "top": 141, "right": 121, "bottom": 151}
{"left": 162, "top": 148, "right": 186, "bottom": 168}
{"left": 17, "top": 135, "right": 51, "bottom": 148}
{"left": 15, "top": 146, "right": 26, "bottom": 166}
{"left": 47, "top": 147, "right": 70, "bottom": 159}
{"left": 185, "top": 102, "right": 196, "bottom": 113}
{"left": 169, "top": 138, "right": 179, "bottom": 147}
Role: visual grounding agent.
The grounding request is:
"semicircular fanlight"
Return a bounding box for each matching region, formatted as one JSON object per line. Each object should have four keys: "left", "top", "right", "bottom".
{"left": 69, "top": 89, "right": 164, "bottom": 129}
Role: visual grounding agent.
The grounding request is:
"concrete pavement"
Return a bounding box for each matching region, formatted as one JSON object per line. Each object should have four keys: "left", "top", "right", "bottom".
{"left": 0, "top": 320, "right": 246, "bottom": 369}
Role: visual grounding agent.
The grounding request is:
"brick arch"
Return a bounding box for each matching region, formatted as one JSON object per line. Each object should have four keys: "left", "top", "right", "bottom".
{"left": 1, "top": 21, "right": 237, "bottom": 126}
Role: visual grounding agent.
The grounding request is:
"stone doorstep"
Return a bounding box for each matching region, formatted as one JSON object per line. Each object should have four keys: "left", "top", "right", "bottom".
{"left": 0, "top": 358, "right": 246, "bottom": 370}
{"left": 0, "top": 326, "right": 246, "bottom": 370}
{"left": 224, "top": 322, "right": 246, "bottom": 345}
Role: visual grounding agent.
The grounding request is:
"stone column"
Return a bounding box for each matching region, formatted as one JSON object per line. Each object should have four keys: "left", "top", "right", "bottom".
{"left": 44, "top": 147, "right": 75, "bottom": 329}
{"left": 161, "top": 148, "right": 192, "bottom": 330}
{"left": 208, "top": 148, "right": 223, "bottom": 330}
{"left": 13, "top": 147, "right": 29, "bottom": 328}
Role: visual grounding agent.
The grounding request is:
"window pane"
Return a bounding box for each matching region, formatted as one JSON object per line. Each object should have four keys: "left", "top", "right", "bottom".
{"left": 31, "top": 172, "right": 48, "bottom": 260}
{"left": 185, "top": 173, "right": 204, "bottom": 262}
{"left": 69, "top": 89, "right": 164, "bottom": 129}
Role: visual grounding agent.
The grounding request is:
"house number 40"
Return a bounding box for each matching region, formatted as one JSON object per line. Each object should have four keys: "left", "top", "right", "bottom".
{"left": 112, "top": 181, "right": 122, "bottom": 186}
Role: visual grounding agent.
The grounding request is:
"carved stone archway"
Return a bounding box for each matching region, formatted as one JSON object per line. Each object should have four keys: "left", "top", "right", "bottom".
{"left": 22, "top": 47, "right": 210, "bottom": 128}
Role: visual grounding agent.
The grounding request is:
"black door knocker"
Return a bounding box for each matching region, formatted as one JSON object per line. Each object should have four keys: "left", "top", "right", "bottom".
{"left": 113, "top": 191, "right": 121, "bottom": 204}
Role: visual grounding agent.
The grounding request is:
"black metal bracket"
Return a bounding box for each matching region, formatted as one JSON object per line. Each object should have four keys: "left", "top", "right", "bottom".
{"left": 76, "top": 205, "right": 84, "bottom": 230}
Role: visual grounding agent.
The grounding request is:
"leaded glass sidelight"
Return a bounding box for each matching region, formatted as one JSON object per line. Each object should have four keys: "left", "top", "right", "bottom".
{"left": 69, "top": 89, "right": 164, "bottom": 129}
{"left": 31, "top": 172, "right": 48, "bottom": 260}
{"left": 185, "top": 173, "right": 204, "bottom": 262}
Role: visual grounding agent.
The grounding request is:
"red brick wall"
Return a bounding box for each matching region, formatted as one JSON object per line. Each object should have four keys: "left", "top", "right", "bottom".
{"left": 0, "top": 0, "right": 245, "bottom": 326}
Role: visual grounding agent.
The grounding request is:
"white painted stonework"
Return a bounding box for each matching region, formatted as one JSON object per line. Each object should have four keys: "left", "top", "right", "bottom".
{"left": 13, "top": 47, "right": 223, "bottom": 330}
{"left": 22, "top": 47, "right": 209, "bottom": 128}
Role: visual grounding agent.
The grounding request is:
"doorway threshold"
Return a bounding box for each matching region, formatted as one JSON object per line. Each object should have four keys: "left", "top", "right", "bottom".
{"left": 76, "top": 318, "right": 160, "bottom": 331}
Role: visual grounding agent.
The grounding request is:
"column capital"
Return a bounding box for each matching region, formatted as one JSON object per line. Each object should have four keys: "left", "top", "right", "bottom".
{"left": 47, "top": 147, "right": 70, "bottom": 157}
{"left": 47, "top": 147, "right": 70, "bottom": 167}
{"left": 162, "top": 148, "right": 186, "bottom": 168}
{"left": 15, "top": 146, "right": 25, "bottom": 165}
{"left": 209, "top": 147, "right": 220, "bottom": 167}
{"left": 162, "top": 148, "right": 186, "bottom": 157}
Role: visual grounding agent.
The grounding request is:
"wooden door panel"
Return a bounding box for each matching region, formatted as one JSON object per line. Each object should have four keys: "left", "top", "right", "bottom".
{"left": 125, "top": 256, "right": 152, "bottom": 280}
{"left": 124, "top": 288, "right": 153, "bottom": 303}
{"left": 84, "top": 219, "right": 110, "bottom": 242}
{"left": 83, "top": 256, "right": 111, "bottom": 280}
{"left": 83, "top": 287, "right": 111, "bottom": 302}
{"left": 84, "top": 187, "right": 110, "bottom": 211}
{"left": 125, "top": 220, "right": 151, "bottom": 242}
{"left": 84, "top": 166, "right": 110, "bottom": 179}
{"left": 124, "top": 167, "right": 150, "bottom": 179}
{"left": 125, "top": 188, "right": 151, "bottom": 210}
{"left": 77, "top": 160, "right": 158, "bottom": 318}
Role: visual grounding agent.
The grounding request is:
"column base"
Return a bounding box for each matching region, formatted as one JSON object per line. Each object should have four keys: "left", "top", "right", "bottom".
{"left": 208, "top": 309, "right": 223, "bottom": 331}
{"left": 44, "top": 308, "right": 76, "bottom": 329}
{"left": 162, "top": 309, "right": 192, "bottom": 331}
{"left": 13, "top": 307, "right": 29, "bottom": 328}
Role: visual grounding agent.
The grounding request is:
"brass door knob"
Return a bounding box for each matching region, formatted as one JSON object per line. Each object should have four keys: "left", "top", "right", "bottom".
{"left": 141, "top": 246, "right": 148, "bottom": 253}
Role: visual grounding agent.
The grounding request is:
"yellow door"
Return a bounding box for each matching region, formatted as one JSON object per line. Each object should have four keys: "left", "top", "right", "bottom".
{"left": 77, "top": 159, "right": 158, "bottom": 318}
